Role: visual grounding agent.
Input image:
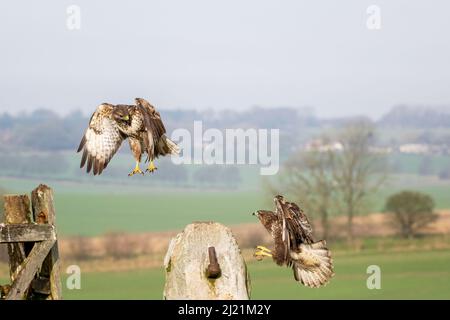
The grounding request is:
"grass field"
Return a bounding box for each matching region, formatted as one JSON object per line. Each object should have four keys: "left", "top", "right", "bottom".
{"left": 39, "top": 248, "right": 449, "bottom": 299}
{"left": 387, "top": 153, "right": 450, "bottom": 175}
{"left": 54, "top": 191, "right": 263, "bottom": 236}
{"left": 1, "top": 120, "right": 450, "bottom": 300}
{"left": 1, "top": 173, "right": 450, "bottom": 236}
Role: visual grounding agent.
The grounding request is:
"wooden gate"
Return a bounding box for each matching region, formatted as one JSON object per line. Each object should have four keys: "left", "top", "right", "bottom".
{"left": 0, "top": 184, "right": 61, "bottom": 300}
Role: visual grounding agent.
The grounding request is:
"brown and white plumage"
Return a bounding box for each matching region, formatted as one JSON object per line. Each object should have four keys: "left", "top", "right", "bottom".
{"left": 134, "top": 97, "right": 179, "bottom": 162}
{"left": 77, "top": 98, "right": 179, "bottom": 175}
{"left": 254, "top": 195, "right": 334, "bottom": 288}
{"left": 77, "top": 103, "right": 125, "bottom": 175}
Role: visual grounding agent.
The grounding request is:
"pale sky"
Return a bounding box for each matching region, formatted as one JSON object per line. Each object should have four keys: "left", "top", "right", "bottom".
{"left": 0, "top": 0, "right": 449, "bottom": 118}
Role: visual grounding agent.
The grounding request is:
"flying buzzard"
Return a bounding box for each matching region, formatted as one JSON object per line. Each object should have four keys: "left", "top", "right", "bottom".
{"left": 253, "top": 195, "right": 334, "bottom": 288}
{"left": 77, "top": 98, "right": 179, "bottom": 176}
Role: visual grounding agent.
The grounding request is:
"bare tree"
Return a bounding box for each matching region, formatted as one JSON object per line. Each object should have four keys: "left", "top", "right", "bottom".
{"left": 266, "top": 119, "right": 385, "bottom": 241}
{"left": 281, "top": 147, "right": 336, "bottom": 239}
{"left": 330, "top": 119, "right": 386, "bottom": 241}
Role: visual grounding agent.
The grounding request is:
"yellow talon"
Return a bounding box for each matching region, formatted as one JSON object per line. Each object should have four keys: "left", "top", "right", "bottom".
{"left": 128, "top": 162, "right": 144, "bottom": 176}
{"left": 256, "top": 246, "right": 272, "bottom": 253}
{"left": 146, "top": 161, "right": 157, "bottom": 173}
{"left": 254, "top": 245, "right": 272, "bottom": 261}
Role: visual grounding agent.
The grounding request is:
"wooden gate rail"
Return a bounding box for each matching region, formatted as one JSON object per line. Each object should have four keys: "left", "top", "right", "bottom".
{"left": 0, "top": 184, "right": 61, "bottom": 300}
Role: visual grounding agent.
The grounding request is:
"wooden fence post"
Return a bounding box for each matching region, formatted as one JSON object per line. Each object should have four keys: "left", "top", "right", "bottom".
{"left": 163, "top": 222, "right": 251, "bottom": 300}
{"left": 3, "top": 194, "right": 32, "bottom": 286}
{"left": 0, "top": 184, "right": 61, "bottom": 300}
{"left": 31, "top": 184, "right": 62, "bottom": 299}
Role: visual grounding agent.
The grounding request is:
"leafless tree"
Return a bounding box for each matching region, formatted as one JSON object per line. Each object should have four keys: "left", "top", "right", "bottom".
{"left": 330, "top": 119, "right": 386, "bottom": 241}
{"left": 281, "top": 147, "right": 336, "bottom": 239}
{"left": 268, "top": 119, "right": 386, "bottom": 242}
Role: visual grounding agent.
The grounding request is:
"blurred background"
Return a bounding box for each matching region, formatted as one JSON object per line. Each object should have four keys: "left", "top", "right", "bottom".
{"left": 1, "top": 1, "right": 449, "bottom": 299}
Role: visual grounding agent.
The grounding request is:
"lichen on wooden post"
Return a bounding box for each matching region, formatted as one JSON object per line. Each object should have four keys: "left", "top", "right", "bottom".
{"left": 163, "top": 222, "right": 251, "bottom": 300}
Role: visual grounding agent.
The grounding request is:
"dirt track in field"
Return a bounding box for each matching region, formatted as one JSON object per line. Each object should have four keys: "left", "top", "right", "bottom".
{"left": 57, "top": 210, "right": 450, "bottom": 258}
{"left": 1, "top": 211, "right": 449, "bottom": 276}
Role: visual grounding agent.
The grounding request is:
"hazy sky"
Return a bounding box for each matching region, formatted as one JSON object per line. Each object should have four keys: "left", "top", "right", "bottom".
{"left": 1, "top": 1, "right": 449, "bottom": 118}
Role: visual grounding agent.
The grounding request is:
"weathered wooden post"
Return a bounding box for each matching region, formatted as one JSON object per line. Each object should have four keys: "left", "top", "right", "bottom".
{"left": 163, "top": 222, "right": 251, "bottom": 300}
{"left": 0, "top": 184, "right": 61, "bottom": 300}
{"left": 31, "top": 184, "right": 62, "bottom": 299}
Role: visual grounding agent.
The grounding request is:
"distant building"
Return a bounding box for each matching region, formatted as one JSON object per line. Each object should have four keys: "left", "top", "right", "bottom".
{"left": 398, "top": 144, "right": 429, "bottom": 154}
{"left": 304, "top": 139, "right": 343, "bottom": 152}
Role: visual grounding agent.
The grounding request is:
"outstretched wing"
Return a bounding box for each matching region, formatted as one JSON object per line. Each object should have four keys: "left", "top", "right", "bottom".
{"left": 285, "top": 201, "right": 314, "bottom": 244}
{"left": 255, "top": 210, "right": 288, "bottom": 266}
{"left": 77, "top": 104, "right": 125, "bottom": 175}
{"left": 134, "top": 98, "right": 166, "bottom": 160}
{"left": 275, "top": 195, "right": 314, "bottom": 249}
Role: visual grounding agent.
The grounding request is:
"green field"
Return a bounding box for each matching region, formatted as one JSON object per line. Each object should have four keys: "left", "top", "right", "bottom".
{"left": 34, "top": 248, "right": 448, "bottom": 299}
{"left": 1, "top": 151, "right": 450, "bottom": 237}
{"left": 1, "top": 172, "right": 450, "bottom": 236}
{"left": 54, "top": 191, "right": 264, "bottom": 236}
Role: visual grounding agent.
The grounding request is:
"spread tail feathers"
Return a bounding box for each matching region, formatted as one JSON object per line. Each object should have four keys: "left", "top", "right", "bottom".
{"left": 292, "top": 240, "right": 334, "bottom": 288}
{"left": 150, "top": 135, "right": 180, "bottom": 162}
{"left": 163, "top": 135, "right": 180, "bottom": 155}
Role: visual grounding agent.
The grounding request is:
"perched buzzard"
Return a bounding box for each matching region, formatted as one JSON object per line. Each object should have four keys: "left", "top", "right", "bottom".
{"left": 253, "top": 195, "right": 334, "bottom": 288}
{"left": 77, "top": 98, "right": 179, "bottom": 176}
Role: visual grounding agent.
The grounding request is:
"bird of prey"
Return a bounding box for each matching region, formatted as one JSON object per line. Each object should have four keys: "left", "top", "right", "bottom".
{"left": 253, "top": 195, "right": 334, "bottom": 288}
{"left": 77, "top": 98, "right": 179, "bottom": 176}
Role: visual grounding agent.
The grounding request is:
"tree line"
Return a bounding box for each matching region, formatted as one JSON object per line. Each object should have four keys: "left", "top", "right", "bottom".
{"left": 1, "top": 105, "right": 448, "bottom": 153}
